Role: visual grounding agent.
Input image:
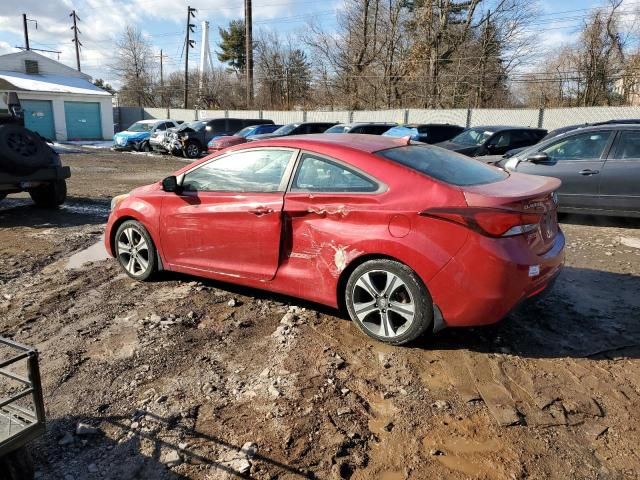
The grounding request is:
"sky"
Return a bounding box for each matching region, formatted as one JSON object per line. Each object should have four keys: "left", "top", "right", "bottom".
{"left": 0, "top": 0, "right": 636, "bottom": 88}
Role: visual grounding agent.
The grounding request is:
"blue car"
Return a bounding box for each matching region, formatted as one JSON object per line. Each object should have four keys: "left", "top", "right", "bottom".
{"left": 382, "top": 123, "right": 465, "bottom": 144}
{"left": 113, "top": 119, "right": 180, "bottom": 152}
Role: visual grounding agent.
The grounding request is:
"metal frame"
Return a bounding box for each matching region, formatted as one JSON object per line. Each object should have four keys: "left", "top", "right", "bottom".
{"left": 0, "top": 337, "right": 45, "bottom": 457}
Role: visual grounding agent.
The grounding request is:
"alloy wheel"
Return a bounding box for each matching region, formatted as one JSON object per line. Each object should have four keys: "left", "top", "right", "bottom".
{"left": 350, "top": 269, "right": 415, "bottom": 339}
{"left": 117, "top": 226, "right": 150, "bottom": 276}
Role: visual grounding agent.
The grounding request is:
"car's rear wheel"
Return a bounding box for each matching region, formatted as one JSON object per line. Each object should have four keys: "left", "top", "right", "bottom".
{"left": 114, "top": 220, "right": 157, "bottom": 280}
{"left": 29, "top": 180, "right": 67, "bottom": 208}
{"left": 345, "top": 259, "right": 433, "bottom": 345}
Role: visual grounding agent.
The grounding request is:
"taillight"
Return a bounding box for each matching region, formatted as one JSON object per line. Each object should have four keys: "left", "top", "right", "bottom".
{"left": 420, "top": 207, "right": 542, "bottom": 238}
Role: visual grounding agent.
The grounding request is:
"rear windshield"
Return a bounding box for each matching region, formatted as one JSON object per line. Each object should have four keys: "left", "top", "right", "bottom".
{"left": 377, "top": 145, "right": 507, "bottom": 186}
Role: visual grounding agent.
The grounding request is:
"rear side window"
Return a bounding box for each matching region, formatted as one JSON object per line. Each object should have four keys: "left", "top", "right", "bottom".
{"left": 612, "top": 131, "right": 640, "bottom": 159}
{"left": 362, "top": 125, "right": 394, "bottom": 135}
{"left": 377, "top": 145, "right": 507, "bottom": 186}
{"left": 292, "top": 154, "right": 378, "bottom": 192}
{"left": 209, "top": 119, "right": 226, "bottom": 131}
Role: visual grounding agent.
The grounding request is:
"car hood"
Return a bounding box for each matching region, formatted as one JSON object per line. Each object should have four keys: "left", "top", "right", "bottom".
{"left": 435, "top": 141, "right": 479, "bottom": 155}
{"left": 114, "top": 131, "right": 149, "bottom": 140}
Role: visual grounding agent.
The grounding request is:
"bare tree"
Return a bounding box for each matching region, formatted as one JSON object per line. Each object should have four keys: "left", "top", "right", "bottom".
{"left": 111, "top": 26, "right": 156, "bottom": 107}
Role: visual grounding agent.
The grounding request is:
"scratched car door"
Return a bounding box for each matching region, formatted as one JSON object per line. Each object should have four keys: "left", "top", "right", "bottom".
{"left": 160, "top": 148, "right": 297, "bottom": 280}
{"left": 282, "top": 152, "right": 382, "bottom": 280}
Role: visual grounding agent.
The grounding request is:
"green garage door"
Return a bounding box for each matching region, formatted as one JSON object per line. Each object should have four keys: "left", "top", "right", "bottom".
{"left": 64, "top": 101, "right": 102, "bottom": 140}
{"left": 21, "top": 99, "right": 55, "bottom": 140}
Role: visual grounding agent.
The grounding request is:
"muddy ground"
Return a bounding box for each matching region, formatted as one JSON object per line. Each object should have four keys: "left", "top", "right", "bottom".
{"left": 1, "top": 150, "right": 639, "bottom": 480}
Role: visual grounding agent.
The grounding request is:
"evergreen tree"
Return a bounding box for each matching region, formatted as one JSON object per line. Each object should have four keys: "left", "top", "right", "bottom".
{"left": 217, "top": 20, "right": 246, "bottom": 73}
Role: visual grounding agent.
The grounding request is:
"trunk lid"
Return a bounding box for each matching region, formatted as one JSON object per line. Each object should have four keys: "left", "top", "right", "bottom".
{"left": 463, "top": 172, "right": 561, "bottom": 254}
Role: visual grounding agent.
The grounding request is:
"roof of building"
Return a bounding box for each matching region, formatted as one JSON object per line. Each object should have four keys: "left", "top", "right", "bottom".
{"left": 0, "top": 70, "right": 111, "bottom": 96}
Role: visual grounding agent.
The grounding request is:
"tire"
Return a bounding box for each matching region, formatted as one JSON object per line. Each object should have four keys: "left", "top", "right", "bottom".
{"left": 114, "top": 220, "right": 157, "bottom": 281}
{"left": 345, "top": 259, "right": 433, "bottom": 345}
{"left": 29, "top": 180, "right": 67, "bottom": 208}
{"left": 184, "top": 141, "right": 202, "bottom": 159}
{"left": 139, "top": 141, "right": 151, "bottom": 152}
{"left": 0, "top": 446, "right": 35, "bottom": 480}
{"left": 0, "top": 124, "right": 53, "bottom": 175}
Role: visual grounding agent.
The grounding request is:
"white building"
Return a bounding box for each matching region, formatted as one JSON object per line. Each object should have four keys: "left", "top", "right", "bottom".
{"left": 0, "top": 50, "right": 113, "bottom": 141}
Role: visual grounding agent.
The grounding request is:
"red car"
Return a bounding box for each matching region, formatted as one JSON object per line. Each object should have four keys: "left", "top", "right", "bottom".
{"left": 106, "top": 135, "right": 564, "bottom": 345}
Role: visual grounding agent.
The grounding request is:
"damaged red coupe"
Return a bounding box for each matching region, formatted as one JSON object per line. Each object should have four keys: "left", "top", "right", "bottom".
{"left": 105, "top": 135, "right": 564, "bottom": 345}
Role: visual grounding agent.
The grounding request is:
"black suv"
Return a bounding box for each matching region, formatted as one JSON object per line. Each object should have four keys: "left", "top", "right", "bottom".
{"left": 0, "top": 92, "right": 70, "bottom": 207}
{"left": 174, "top": 118, "right": 274, "bottom": 158}
{"left": 247, "top": 122, "right": 337, "bottom": 141}
{"left": 436, "top": 125, "right": 547, "bottom": 157}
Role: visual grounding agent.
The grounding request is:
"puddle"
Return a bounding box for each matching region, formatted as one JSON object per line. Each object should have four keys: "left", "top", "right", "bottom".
{"left": 368, "top": 396, "right": 397, "bottom": 435}
{"left": 66, "top": 236, "right": 110, "bottom": 270}
{"left": 62, "top": 202, "right": 110, "bottom": 217}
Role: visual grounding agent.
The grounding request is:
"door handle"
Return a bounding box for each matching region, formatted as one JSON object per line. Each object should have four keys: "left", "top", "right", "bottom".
{"left": 248, "top": 206, "right": 274, "bottom": 216}
{"left": 579, "top": 169, "right": 600, "bottom": 176}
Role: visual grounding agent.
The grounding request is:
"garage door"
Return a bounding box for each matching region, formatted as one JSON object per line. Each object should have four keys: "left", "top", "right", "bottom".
{"left": 64, "top": 101, "right": 102, "bottom": 140}
{"left": 21, "top": 99, "right": 55, "bottom": 140}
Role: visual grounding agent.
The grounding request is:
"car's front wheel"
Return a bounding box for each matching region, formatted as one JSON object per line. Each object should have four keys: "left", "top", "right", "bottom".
{"left": 184, "top": 141, "right": 201, "bottom": 159}
{"left": 114, "top": 220, "right": 157, "bottom": 280}
{"left": 345, "top": 259, "right": 433, "bottom": 345}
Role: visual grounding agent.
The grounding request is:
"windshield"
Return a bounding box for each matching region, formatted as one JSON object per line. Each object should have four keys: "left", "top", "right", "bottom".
{"left": 127, "top": 122, "right": 153, "bottom": 132}
{"left": 273, "top": 123, "right": 299, "bottom": 135}
{"left": 451, "top": 128, "right": 493, "bottom": 146}
{"left": 377, "top": 145, "right": 507, "bottom": 186}
{"left": 235, "top": 126, "right": 255, "bottom": 137}
{"left": 383, "top": 126, "right": 419, "bottom": 139}
{"left": 325, "top": 125, "right": 350, "bottom": 133}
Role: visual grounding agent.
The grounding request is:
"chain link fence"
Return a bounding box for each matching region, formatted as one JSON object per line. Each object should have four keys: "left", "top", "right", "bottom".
{"left": 114, "top": 105, "right": 640, "bottom": 133}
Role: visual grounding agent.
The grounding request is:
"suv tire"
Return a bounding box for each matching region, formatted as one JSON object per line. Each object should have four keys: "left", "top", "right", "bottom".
{"left": 29, "top": 180, "right": 67, "bottom": 208}
{"left": 184, "top": 141, "right": 202, "bottom": 159}
{"left": 0, "top": 124, "right": 54, "bottom": 174}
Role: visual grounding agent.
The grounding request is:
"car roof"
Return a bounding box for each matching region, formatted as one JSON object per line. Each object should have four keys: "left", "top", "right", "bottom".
{"left": 401, "top": 123, "right": 462, "bottom": 128}
{"left": 339, "top": 122, "right": 397, "bottom": 127}
{"left": 245, "top": 133, "right": 411, "bottom": 153}
{"left": 469, "top": 125, "right": 543, "bottom": 132}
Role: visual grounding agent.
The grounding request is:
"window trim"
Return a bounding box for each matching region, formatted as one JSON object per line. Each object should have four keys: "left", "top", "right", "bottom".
{"left": 287, "top": 150, "right": 387, "bottom": 195}
{"left": 538, "top": 129, "right": 616, "bottom": 161}
{"left": 178, "top": 147, "right": 300, "bottom": 194}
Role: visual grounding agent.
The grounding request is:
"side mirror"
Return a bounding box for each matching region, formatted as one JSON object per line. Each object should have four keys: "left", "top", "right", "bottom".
{"left": 162, "top": 175, "right": 180, "bottom": 193}
{"left": 527, "top": 152, "right": 550, "bottom": 164}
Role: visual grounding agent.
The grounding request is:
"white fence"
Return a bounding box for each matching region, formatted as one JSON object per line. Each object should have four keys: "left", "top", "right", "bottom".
{"left": 114, "top": 105, "right": 640, "bottom": 132}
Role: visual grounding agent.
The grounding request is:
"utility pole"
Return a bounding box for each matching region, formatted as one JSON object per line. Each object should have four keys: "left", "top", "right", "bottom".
{"left": 244, "top": 0, "right": 253, "bottom": 107}
{"left": 184, "top": 6, "right": 197, "bottom": 109}
{"left": 70, "top": 10, "right": 82, "bottom": 71}
{"left": 22, "top": 14, "right": 30, "bottom": 50}
{"left": 157, "top": 49, "right": 165, "bottom": 107}
{"left": 476, "top": 9, "right": 490, "bottom": 108}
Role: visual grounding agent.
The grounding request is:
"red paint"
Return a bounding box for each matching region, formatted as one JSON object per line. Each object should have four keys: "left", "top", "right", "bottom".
{"left": 106, "top": 135, "right": 564, "bottom": 329}
{"left": 207, "top": 135, "right": 247, "bottom": 152}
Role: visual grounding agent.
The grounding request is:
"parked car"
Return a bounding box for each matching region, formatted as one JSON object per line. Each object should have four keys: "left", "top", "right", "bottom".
{"left": 247, "top": 122, "right": 337, "bottom": 141}
{"left": 105, "top": 135, "right": 564, "bottom": 345}
{"left": 325, "top": 122, "right": 397, "bottom": 135}
{"left": 149, "top": 121, "right": 184, "bottom": 153}
{"left": 541, "top": 119, "right": 640, "bottom": 141}
{"left": 383, "top": 123, "right": 465, "bottom": 144}
{"left": 436, "top": 126, "right": 547, "bottom": 156}
{"left": 172, "top": 118, "right": 274, "bottom": 159}
{"left": 0, "top": 92, "right": 70, "bottom": 208}
{"left": 113, "top": 120, "right": 181, "bottom": 152}
{"left": 495, "top": 124, "right": 640, "bottom": 218}
{"left": 207, "top": 124, "right": 282, "bottom": 152}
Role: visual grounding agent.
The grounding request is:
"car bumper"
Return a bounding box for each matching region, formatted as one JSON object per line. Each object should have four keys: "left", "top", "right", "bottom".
{"left": 0, "top": 166, "right": 71, "bottom": 192}
{"left": 427, "top": 229, "right": 565, "bottom": 328}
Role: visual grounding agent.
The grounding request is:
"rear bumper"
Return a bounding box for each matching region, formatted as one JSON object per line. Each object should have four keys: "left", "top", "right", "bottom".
{"left": 0, "top": 166, "right": 71, "bottom": 192}
{"left": 427, "top": 229, "right": 565, "bottom": 328}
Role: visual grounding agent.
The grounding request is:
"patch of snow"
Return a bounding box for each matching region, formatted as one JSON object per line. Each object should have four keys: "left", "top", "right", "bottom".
{"left": 0, "top": 70, "right": 111, "bottom": 96}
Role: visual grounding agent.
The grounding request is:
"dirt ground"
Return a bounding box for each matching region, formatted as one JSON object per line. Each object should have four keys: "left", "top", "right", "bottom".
{"left": 1, "top": 150, "right": 639, "bottom": 480}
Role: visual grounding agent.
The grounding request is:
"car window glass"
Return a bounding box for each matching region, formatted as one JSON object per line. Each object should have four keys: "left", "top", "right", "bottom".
{"left": 542, "top": 131, "right": 611, "bottom": 160}
{"left": 377, "top": 145, "right": 507, "bottom": 186}
{"left": 613, "top": 131, "right": 640, "bottom": 159}
{"left": 491, "top": 132, "right": 511, "bottom": 147}
{"left": 367, "top": 125, "right": 394, "bottom": 135}
{"left": 182, "top": 149, "right": 294, "bottom": 192}
{"left": 292, "top": 154, "right": 378, "bottom": 192}
{"left": 156, "top": 123, "right": 167, "bottom": 131}
{"left": 209, "top": 119, "right": 226, "bottom": 131}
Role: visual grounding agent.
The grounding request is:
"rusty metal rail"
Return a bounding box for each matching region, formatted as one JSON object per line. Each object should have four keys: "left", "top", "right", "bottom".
{"left": 0, "top": 337, "right": 45, "bottom": 457}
